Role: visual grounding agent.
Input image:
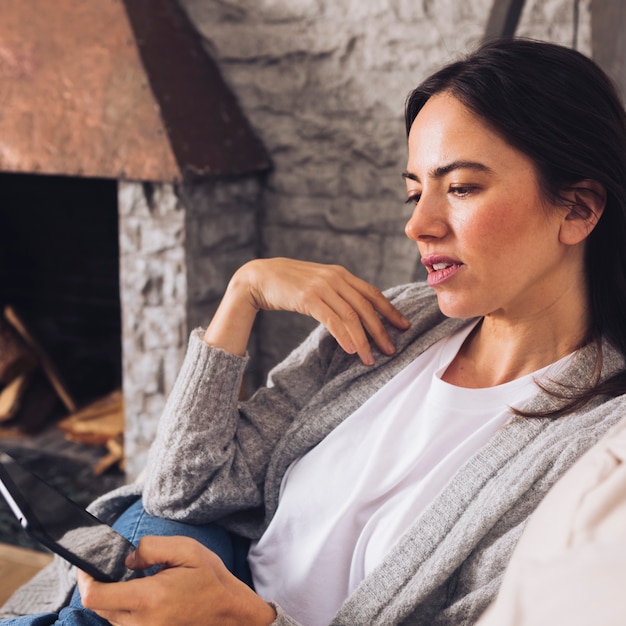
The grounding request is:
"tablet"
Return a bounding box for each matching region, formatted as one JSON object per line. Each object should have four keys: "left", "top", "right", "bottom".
{"left": 0, "top": 452, "right": 141, "bottom": 582}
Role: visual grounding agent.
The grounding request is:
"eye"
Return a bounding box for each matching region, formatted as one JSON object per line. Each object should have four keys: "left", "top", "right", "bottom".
{"left": 449, "top": 185, "right": 477, "bottom": 197}
{"left": 405, "top": 192, "right": 421, "bottom": 205}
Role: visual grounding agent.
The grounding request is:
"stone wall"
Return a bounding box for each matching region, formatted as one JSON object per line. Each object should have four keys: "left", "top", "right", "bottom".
{"left": 119, "top": 0, "right": 591, "bottom": 476}
{"left": 118, "top": 178, "right": 263, "bottom": 478}
{"left": 179, "top": 0, "right": 590, "bottom": 376}
{"left": 119, "top": 182, "right": 186, "bottom": 478}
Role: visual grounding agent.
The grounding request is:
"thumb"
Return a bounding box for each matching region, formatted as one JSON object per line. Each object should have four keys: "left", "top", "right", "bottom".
{"left": 126, "top": 535, "right": 198, "bottom": 570}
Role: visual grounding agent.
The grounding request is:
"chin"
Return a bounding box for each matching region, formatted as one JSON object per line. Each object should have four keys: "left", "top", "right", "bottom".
{"left": 434, "top": 292, "right": 483, "bottom": 320}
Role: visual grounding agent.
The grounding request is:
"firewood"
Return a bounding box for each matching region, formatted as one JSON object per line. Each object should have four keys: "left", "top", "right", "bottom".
{"left": 6, "top": 369, "right": 60, "bottom": 435}
{"left": 0, "top": 318, "right": 37, "bottom": 384}
{"left": 57, "top": 389, "right": 124, "bottom": 445}
{"left": 4, "top": 306, "right": 77, "bottom": 413}
{"left": 0, "top": 372, "right": 32, "bottom": 422}
{"left": 93, "top": 435, "right": 125, "bottom": 475}
{"left": 59, "top": 389, "right": 122, "bottom": 422}
{"left": 58, "top": 412, "right": 124, "bottom": 445}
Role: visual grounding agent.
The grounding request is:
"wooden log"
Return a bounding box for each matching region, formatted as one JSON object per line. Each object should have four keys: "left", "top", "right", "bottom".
{"left": 7, "top": 369, "right": 60, "bottom": 435}
{"left": 0, "top": 318, "right": 37, "bottom": 384}
{"left": 4, "top": 306, "right": 77, "bottom": 413}
{"left": 0, "top": 372, "right": 32, "bottom": 422}
{"left": 57, "top": 389, "right": 124, "bottom": 445}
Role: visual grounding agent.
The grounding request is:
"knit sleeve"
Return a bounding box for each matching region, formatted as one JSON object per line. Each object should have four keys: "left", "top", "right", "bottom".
{"left": 141, "top": 323, "right": 337, "bottom": 526}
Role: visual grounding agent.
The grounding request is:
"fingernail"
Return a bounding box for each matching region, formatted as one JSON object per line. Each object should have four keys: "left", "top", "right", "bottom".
{"left": 364, "top": 352, "right": 375, "bottom": 366}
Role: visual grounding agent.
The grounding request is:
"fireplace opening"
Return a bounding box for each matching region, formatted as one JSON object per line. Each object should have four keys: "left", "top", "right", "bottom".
{"left": 0, "top": 172, "right": 122, "bottom": 419}
{"left": 0, "top": 0, "right": 271, "bottom": 483}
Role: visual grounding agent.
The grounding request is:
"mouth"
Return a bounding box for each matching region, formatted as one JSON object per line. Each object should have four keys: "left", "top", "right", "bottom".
{"left": 421, "top": 255, "right": 463, "bottom": 286}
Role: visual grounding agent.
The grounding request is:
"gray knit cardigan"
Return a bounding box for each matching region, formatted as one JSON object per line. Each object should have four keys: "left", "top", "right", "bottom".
{"left": 3, "top": 282, "right": 626, "bottom": 625}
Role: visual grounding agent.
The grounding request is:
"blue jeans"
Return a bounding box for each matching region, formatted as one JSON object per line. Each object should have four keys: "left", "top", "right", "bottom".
{"left": 1, "top": 499, "right": 252, "bottom": 625}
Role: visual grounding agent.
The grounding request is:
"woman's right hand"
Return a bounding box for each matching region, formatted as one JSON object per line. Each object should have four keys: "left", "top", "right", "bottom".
{"left": 78, "top": 536, "right": 277, "bottom": 626}
{"left": 203, "top": 258, "right": 410, "bottom": 365}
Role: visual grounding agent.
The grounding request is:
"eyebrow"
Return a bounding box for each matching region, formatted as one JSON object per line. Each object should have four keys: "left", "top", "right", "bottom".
{"left": 401, "top": 160, "right": 494, "bottom": 182}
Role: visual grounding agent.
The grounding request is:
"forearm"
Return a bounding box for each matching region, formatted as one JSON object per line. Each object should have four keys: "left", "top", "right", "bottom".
{"left": 141, "top": 324, "right": 331, "bottom": 522}
{"left": 142, "top": 331, "right": 261, "bottom": 521}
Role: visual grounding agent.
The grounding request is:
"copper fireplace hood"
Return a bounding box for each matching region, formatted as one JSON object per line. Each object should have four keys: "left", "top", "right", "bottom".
{"left": 0, "top": 0, "right": 270, "bottom": 182}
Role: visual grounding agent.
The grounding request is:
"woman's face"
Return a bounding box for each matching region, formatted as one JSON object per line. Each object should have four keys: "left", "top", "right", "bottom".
{"left": 404, "top": 92, "right": 584, "bottom": 322}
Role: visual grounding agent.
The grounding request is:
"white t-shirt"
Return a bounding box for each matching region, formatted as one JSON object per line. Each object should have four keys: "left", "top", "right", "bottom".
{"left": 248, "top": 322, "right": 573, "bottom": 626}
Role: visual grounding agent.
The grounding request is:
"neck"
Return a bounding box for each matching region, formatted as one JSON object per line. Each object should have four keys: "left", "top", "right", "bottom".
{"left": 443, "top": 291, "right": 590, "bottom": 389}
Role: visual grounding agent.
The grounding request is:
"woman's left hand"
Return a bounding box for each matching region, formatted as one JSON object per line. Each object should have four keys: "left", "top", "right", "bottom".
{"left": 76, "top": 536, "right": 277, "bottom": 626}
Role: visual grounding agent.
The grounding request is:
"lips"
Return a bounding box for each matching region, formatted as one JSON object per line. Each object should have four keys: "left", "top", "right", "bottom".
{"left": 421, "top": 255, "right": 463, "bottom": 286}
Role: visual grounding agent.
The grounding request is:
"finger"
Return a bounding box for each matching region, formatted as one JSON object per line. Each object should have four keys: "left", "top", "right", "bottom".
{"left": 319, "top": 284, "right": 399, "bottom": 360}
{"left": 347, "top": 302, "right": 395, "bottom": 358}
{"left": 90, "top": 609, "right": 129, "bottom": 626}
{"left": 314, "top": 293, "right": 387, "bottom": 365}
{"left": 77, "top": 571, "right": 141, "bottom": 614}
{"left": 308, "top": 299, "right": 366, "bottom": 360}
{"left": 335, "top": 286, "right": 398, "bottom": 355}
{"left": 343, "top": 273, "right": 410, "bottom": 330}
{"left": 127, "top": 535, "right": 206, "bottom": 571}
{"left": 303, "top": 288, "right": 382, "bottom": 364}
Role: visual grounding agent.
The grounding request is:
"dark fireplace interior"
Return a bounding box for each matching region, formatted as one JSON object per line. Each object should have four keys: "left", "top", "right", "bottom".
{"left": 0, "top": 172, "right": 122, "bottom": 414}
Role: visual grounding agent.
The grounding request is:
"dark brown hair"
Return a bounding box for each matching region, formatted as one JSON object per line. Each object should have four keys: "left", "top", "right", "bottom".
{"left": 406, "top": 38, "right": 626, "bottom": 415}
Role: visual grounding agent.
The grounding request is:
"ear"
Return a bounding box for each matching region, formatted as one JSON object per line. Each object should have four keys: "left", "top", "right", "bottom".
{"left": 558, "top": 179, "right": 606, "bottom": 245}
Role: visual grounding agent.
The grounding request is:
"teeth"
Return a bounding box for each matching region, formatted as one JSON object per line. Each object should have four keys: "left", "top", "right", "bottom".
{"left": 432, "top": 262, "right": 451, "bottom": 271}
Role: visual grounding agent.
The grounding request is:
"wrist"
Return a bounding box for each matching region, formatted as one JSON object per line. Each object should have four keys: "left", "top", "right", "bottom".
{"left": 203, "top": 273, "right": 259, "bottom": 355}
{"left": 228, "top": 266, "right": 260, "bottom": 312}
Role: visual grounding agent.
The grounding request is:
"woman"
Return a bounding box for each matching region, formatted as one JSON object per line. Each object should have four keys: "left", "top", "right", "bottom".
{"left": 3, "top": 38, "right": 626, "bottom": 626}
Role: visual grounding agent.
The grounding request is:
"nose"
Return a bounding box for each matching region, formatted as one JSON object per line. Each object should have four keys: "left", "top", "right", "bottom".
{"left": 404, "top": 191, "right": 448, "bottom": 242}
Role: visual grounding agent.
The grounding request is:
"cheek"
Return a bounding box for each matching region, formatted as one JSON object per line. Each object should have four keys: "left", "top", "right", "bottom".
{"left": 459, "top": 203, "right": 531, "bottom": 257}
{"left": 455, "top": 211, "right": 509, "bottom": 256}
